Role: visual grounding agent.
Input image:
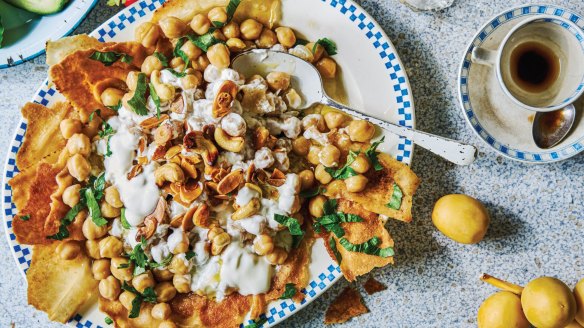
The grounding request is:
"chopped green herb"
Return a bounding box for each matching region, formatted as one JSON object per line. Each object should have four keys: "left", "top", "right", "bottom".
{"left": 322, "top": 199, "right": 337, "bottom": 216}
{"left": 280, "top": 283, "right": 297, "bottom": 299}
{"left": 149, "top": 254, "right": 173, "bottom": 269}
{"left": 173, "top": 37, "right": 190, "bottom": 64}
{"left": 299, "top": 186, "right": 325, "bottom": 198}
{"left": 314, "top": 38, "right": 337, "bottom": 55}
{"left": 120, "top": 208, "right": 131, "bottom": 229}
{"left": 364, "top": 136, "right": 385, "bottom": 171}
{"left": 168, "top": 69, "right": 187, "bottom": 78}
{"left": 91, "top": 174, "right": 106, "bottom": 200}
{"left": 294, "top": 38, "right": 309, "bottom": 46}
{"left": 127, "top": 237, "right": 149, "bottom": 276}
{"left": 121, "top": 54, "right": 133, "bottom": 64}
{"left": 346, "top": 150, "right": 360, "bottom": 166}
{"left": 313, "top": 200, "right": 363, "bottom": 238}
{"left": 121, "top": 283, "right": 157, "bottom": 318}
{"left": 0, "top": 17, "right": 4, "bottom": 49}
{"left": 386, "top": 183, "right": 403, "bottom": 210}
{"left": 274, "top": 214, "right": 304, "bottom": 248}
{"left": 185, "top": 250, "right": 196, "bottom": 261}
{"left": 188, "top": 33, "right": 224, "bottom": 52}
{"left": 127, "top": 73, "right": 149, "bottom": 115}
{"left": 210, "top": 0, "right": 241, "bottom": 28}
{"left": 106, "top": 101, "right": 122, "bottom": 112}
{"left": 47, "top": 203, "right": 83, "bottom": 240}
{"left": 243, "top": 318, "right": 267, "bottom": 328}
{"left": 152, "top": 52, "right": 169, "bottom": 67}
{"left": 19, "top": 215, "right": 30, "bottom": 221}
{"left": 104, "top": 317, "right": 113, "bottom": 325}
{"left": 329, "top": 236, "right": 342, "bottom": 264}
{"left": 85, "top": 189, "right": 108, "bottom": 227}
{"left": 339, "top": 236, "right": 394, "bottom": 258}
{"left": 148, "top": 83, "right": 161, "bottom": 119}
{"left": 89, "top": 51, "right": 132, "bottom": 66}
{"left": 325, "top": 165, "right": 358, "bottom": 180}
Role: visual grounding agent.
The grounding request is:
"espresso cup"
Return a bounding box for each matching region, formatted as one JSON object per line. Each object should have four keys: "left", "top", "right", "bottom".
{"left": 471, "top": 15, "right": 584, "bottom": 112}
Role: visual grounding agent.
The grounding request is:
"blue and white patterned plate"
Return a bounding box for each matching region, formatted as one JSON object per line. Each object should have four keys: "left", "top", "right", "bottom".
{"left": 2, "top": 0, "right": 415, "bottom": 326}
{"left": 458, "top": 4, "right": 584, "bottom": 163}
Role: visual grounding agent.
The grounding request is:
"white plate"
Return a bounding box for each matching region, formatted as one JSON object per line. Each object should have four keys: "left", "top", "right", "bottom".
{"left": 0, "top": 0, "right": 99, "bottom": 68}
{"left": 2, "top": 0, "right": 415, "bottom": 326}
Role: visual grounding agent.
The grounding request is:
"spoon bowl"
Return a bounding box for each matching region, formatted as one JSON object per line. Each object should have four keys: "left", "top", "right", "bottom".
{"left": 532, "top": 104, "right": 576, "bottom": 149}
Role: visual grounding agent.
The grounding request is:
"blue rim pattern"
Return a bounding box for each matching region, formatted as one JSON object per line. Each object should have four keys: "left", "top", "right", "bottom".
{"left": 2, "top": 0, "right": 415, "bottom": 327}
{"left": 459, "top": 4, "right": 584, "bottom": 163}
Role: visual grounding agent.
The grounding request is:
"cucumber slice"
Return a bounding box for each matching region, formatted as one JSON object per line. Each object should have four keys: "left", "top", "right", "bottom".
{"left": 4, "top": 0, "right": 69, "bottom": 15}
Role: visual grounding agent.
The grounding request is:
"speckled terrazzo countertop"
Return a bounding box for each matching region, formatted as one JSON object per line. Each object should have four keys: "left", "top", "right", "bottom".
{"left": 1, "top": 0, "right": 583, "bottom": 327}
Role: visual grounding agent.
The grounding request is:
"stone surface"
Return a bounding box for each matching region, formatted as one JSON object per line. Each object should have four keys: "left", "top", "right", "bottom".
{"left": 1, "top": 0, "right": 583, "bottom": 327}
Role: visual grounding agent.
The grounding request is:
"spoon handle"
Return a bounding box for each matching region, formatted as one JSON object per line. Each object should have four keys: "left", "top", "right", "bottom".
{"left": 321, "top": 96, "right": 477, "bottom": 166}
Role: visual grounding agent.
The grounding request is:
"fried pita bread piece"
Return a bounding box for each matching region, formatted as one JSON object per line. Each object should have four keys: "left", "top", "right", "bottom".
{"left": 16, "top": 102, "right": 76, "bottom": 171}
{"left": 325, "top": 153, "right": 420, "bottom": 222}
{"left": 27, "top": 242, "right": 98, "bottom": 323}
{"left": 49, "top": 42, "right": 146, "bottom": 122}
{"left": 324, "top": 286, "right": 368, "bottom": 324}
{"left": 152, "top": 0, "right": 281, "bottom": 28}
{"left": 323, "top": 199, "right": 394, "bottom": 282}
{"left": 363, "top": 277, "right": 387, "bottom": 295}
{"left": 99, "top": 297, "right": 164, "bottom": 328}
{"left": 46, "top": 34, "right": 108, "bottom": 66}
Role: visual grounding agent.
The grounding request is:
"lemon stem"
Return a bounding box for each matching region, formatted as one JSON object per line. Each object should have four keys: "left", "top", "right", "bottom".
{"left": 480, "top": 273, "right": 524, "bottom": 295}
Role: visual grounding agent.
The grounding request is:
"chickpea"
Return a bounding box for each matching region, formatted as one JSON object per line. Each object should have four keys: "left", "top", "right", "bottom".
{"left": 151, "top": 302, "right": 172, "bottom": 320}
{"left": 169, "top": 234, "right": 188, "bottom": 255}
{"left": 159, "top": 321, "right": 177, "bottom": 328}
{"left": 82, "top": 215, "right": 108, "bottom": 240}
{"left": 350, "top": 154, "right": 371, "bottom": 174}
{"left": 240, "top": 19, "right": 263, "bottom": 40}
{"left": 66, "top": 133, "right": 91, "bottom": 156}
{"left": 132, "top": 272, "right": 156, "bottom": 293}
{"left": 316, "top": 57, "right": 337, "bottom": 79}
{"left": 226, "top": 38, "right": 246, "bottom": 52}
{"left": 180, "top": 41, "right": 202, "bottom": 60}
{"left": 324, "top": 111, "right": 346, "bottom": 129}
{"left": 99, "top": 275, "right": 121, "bottom": 301}
{"left": 92, "top": 258, "right": 111, "bottom": 280}
{"left": 173, "top": 274, "right": 191, "bottom": 293}
{"left": 101, "top": 201, "right": 121, "bottom": 219}
{"left": 170, "top": 57, "right": 185, "bottom": 71}
{"left": 306, "top": 146, "right": 321, "bottom": 166}
{"left": 298, "top": 169, "right": 315, "bottom": 190}
{"left": 208, "top": 7, "right": 227, "bottom": 25}
{"left": 190, "top": 14, "right": 211, "bottom": 35}
{"left": 99, "top": 88, "right": 124, "bottom": 107}
{"left": 62, "top": 184, "right": 81, "bottom": 208}
{"left": 104, "top": 186, "right": 123, "bottom": 208}
{"left": 135, "top": 22, "right": 161, "bottom": 48}
{"left": 85, "top": 240, "right": 102, "bottom": 259}
{"left": 347, "top": 120, "right": 375, "bottom": 143}
{"left": 319, "top": 144, "right": 341, "bottom": 167}
{"left": 142, "top": 55, "right": 164, "bottom": 76}
{"left": 257, "top": 29, "right": 277, "bottom": 48}
{"left": 56, "top": 240, "right": 81, "bottom": 260}
{"left": 292, "top": 137, "right": 311, "bottom": 156}
{"left": 266, "top": 71, "right": 291, "bottom": 91}
{"left": 344, "top": 174, "right": 368, "bottom": 193}
{"left": 275, "top": 27, "right": 296, "bottom": 48}
{"left": 155, "top": 282, "right": 177, "bottom": 302}
{"left": 126, "top": 71, "right": 140, "bottom": 91}
{"left": 99, "top": 236, "right": 123, "bottom": 258}
{"left": 180, "top": 72, "right": 202, "bottom": 90}
{"left": 168, "top": 256, "right": 189, "bottom": 275}
{"left": 206, "top": 43, "right": 230, "bottom": 69}
{"left": 59, "top": 119, "right": 83, "bottom": 139}
{"left": 314, "top": 164, "right": 333, "bottom": 185}
{"left": 222, "top": 21, "right": 240, "bottom": 39}
{"left": 154, "top": 84, "right": 175, "bottom": 103}
{"left": 111, "top": 257, "right": 134, "bottom": 281}
{"left": 119, "top": 290, "right": 135, "bottom": 311}
{"left": 253, "top": 234, "right": 274, "bottom": 256}
{"left": 307, "top": 42, "right": 325, "bottom": 62}
{"left": 159, "top": 16, "right": 186, "bottom": 39}
{"left": 153, "top": 269, "right": 174, "bottom": 282}
{"left": 309, "top": 195, "right": 327, "bottom": 218}
{"left": 67, "top": 154, "right": 91, "bottom": 181}
{"left": 266, "top": 247, "right": 288, "bottom": 265}
{"left": 191, "top": 55, "right": 210, "bottom": 71}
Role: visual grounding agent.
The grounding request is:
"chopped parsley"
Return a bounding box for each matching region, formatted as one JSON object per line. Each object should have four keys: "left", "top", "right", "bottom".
{"left": 280, "top": 283, "right": 297, "bottom": 299}
{"left": 152, "top": 51, "right": 169, "bottom": 67}
{"left": 89, "top": 51, "right": 133, "bottom": 66}
{"left": 47, "top": 203, "right": 83, "bottom": 240}
{"left": 386, "top": 183, "right": 403, "bottom": 210}
{"left": 314, "top": 38, "right": 337, "bottom": 55}
{"left": 313, "top": 199, "right": 363, "bottom": 238}
{"left": 106, "top": 101, "right": 122, "bottom": 112}
{"left": 19, "top": 215, "right": 30, "bottom": 221}
{"left": 329, "top": 236, "right": 342, "bottom": 265}
{"left": 294, "top": 38, "right": 309, "bottom": 46}
{"left": 173, "top": 37, "right": 190, "bottom": 64}
{"left": 127, "top": 73, "right": 149, "bottom": 115}
{"left": 126, "top": 237, "right": 172, "bottom": 275}
{"left": 322, "top": 199, "right": 337, "bottom": 216}
{"left": 243, "top": 318, "right": 267, "bottom": 328}
{"left": 324, "top": 163, "right": 359, "bottom": 180}
{"left": 91, "top": 109, "right": 116, "bottom": 157}
{"left": 364, "top": 136, "right": 385, "bottom": 171}
{"left": 338, "top": 236, "right": 394, "bottom": 258}
{"left": 211, "top": 0, "right": 241, "bottom": 28}
{"left": 121, "top": 282, "right": 157, "bottom": 318}
{"left": 120, "top": 208, "right": 131, "bottom": 229}
{"left": 299, "top": 186, "right": 326, "bottom": 198}
{"left": 104, "top": 317, "right": 113, "bottom": 325}
{"left": 148, "top": 83, "right": 161, "bottom": 119}
{"left": 185, "top": 250, "right": 196, "bottom": 261}
{"left": 168, "top": 69, "right": 187, "bottom": 78}
{"left": 85, "top": 189, "right": 108, "bottom": 227}
{"left": 274, "top": 214, "right": 304, "bottom": 248}
{"left": 187, "top": 33, "right": 224, "bottom": 52}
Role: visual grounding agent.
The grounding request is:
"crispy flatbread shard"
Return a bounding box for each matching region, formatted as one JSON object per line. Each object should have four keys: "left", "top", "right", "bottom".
{"left": 27, "top": 243, "right": 98, "bottom": 323}
{"left": 49, "top": 42, "right": 147, "bottom": 123}
{"left": 325, "top": 153, "right": 420, "bottom": 222}
{"left": 99, "top": 298, "right": 164, "bottom": 328}
{"left": 16, "top": 102, "right": 76, "bottom": 170}
{"left": 323, "top": 199, "right": 394, "bottom": 282}
{"left": 152, "top": 0, "right": 281, "bottom": 28}
{"left": 363, "top": 277, "right": 387, "bottom": 295}
{"left": 324, "top": 286, "right": 369, "bottom": 324}
{"left": 46, "top": 35, "right": 108, "bottom": 66}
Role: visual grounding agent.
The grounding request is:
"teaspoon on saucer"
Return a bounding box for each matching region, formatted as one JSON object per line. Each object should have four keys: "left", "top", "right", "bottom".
{"left": 532, "top": 104, "right": 576, "bottom": 149}
{"left": 232, "top": 50, "right": 477, "bottom": 166}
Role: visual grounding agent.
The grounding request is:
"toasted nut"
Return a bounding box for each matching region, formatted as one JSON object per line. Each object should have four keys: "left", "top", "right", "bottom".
{"left": 213, "top": 80, "right": 238, "bottom": 118}
{"left": 140, "top": 114, "right": 170, "bottom": 130}
{"left": 245, "top": 183, "right": 263, "bottom": 197}
{"left": 165, "top": 145, "right": 183, "bottom": 160}
{"left": 180, "top": 179, "right": 203, "bottom": 204}
{"left": 170, "top": 94, "right": 186, "bottom": 114}
{"left": 127, "top": 164, "right": 143, "bottom": 180}
{"left": 155, "top": 163, "right": 185, "bottom": 186}
{"left": 208, "top": 226, "right": 231, "bottom": 255}
{"left": 183, "top": 131, "right": 218, "bottom": 166}
{"left": 136, "top": 216, "right": 157, "bottom": 241}
{"left": 214, "top": 127, "right": 244, "bottom": 152}
{"left": 253, "top": 126, "right": 270, "bottom": 150}
{"left": 231, "top": 198, "right": 260, "bottom": 221}
{"left": 192, "top": 203, "right": 211, "bottom": 227}
{"left": 180, "top": 155, "right": 200, "bottom": 179}
{"left": 152, "top": 145, "right": 168, "bottom": 161}
{"left": 217, "top": 169, "right": 244, "bottom": 195}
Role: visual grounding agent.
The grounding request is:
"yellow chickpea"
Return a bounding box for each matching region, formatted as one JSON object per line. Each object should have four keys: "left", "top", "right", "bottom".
{"left": 82, "top": 215, "right": 108, "bottom": 240}
{"left": 104, "top": 186, "right": 123, "bottom": 208}
{"left": 135, "top": 22, "right": 161, "bottom": 48}
{"left": 206, "top": 43, "right": 230, "bottom": 69}
{"left": 67, "top": 154, "right": 91, "bottom": 182}
{"left": 155, "top": 282, "right": 177, "bottom": 302}
{"left": 222, "top": 21, "right": 240, "bottom": 39}
{"left": 66, "top": 133, "right": 91, "bottom": 156}
{"left": 56, "top": 240, "right": 81, "bottom": 260}
{"left": 62, "top": 184, "right": 81, "bottom": 208}
{"left": 347, "top": 120, "right": 375, "bottom": 142}
{"left": 101, "top": 201, "right": 121, "bottom": 219}
{"left": 257, "top": 29, "right": 277, "bottom": 48}
{"left": 170, "top": 57, "right": 185, "bottom": 71}
{"left": 350, "top": 154, "right": 371, "bottom": 174}
{"left": 208, "top": 7, "right": 227, "bottom": 25}
{"left": 111, "top": 257, "right": 134, "bottom": 281}
{"left": 153, "top": 269, "right": 174, "bottom": 282}
{"left": 159, "top": 321, "right": 177, "bottom": 328}
{"left": 298, "top": 169, "right": 315, "bottom": 190}
{"left": 240, "top": 18, "right": 263, "bottom": 40}
{"left": 99, "top": 275, "right": 121, "bottom": 301}
{"left": 85, "top": 240, "right": 102, "bottom": 259}
{"left": 132, "top": 272, "right": 156, "bottom": 293}
{"left": 253, "top": 234, "right": 274, "bottom": 256}
{"left": 292, "top": 137, "right": 311, "bottom": 156}
{"left": 275, "top": 27, "right": 296, "bottom": 48}
{"left": 191, "top": 55, "right": 210, "bottom": 71}
{"left": 307, "top": 42, "right": 324, "bottom": 62}
{"left": 99, "top": 236, "right": 124, "bottom": 258}
{"left": 59, "top": 119, "right": 83, "bottom": 139}
{"left": 316, "top": 57, "right": 337, "bottom": 79}
{"left": 92, "top": 258, "right": 111, "bottom": 280}
{"left": 309, "top": 195, "right": 327, "bottom": 218}
{"left": 344, "top": 174, "right": 369, "bottom": 193}
{"left": 266, "top": 247, "right": 288, "bottom": 265}
{"left": 172, "top": 274, "right": 191, "bottom": 293}
{"left": 180, "top": 72, "right": 202, "bottom": 90}
{"left": 119, "top": 290, "right": 135, "bottom": 310}
{"left": 159, "top": 16, "right": 186, "bottom": 39}
{"left": 126, "top": 71, "right": 140, "bottom": 91}
{"left": 190, "top": 14, "right": 211, "bottom": 35}
{"left": 100, "top": 88, "right": 125, "bottom": 107}
{"left": 319, "top": 144, "right": 341, "bottom": 167}
{"left": 307, "top": 146, "right": 322, "bottom": 165}
{"left": 180, "top": 41, "right": 202, "bottom": 60}
{"left": 226, "top": 38, "right": 246, "bottom": 52}
{"left": 168, "top": 256, "right": 189, "bottom": 275}
{"left": 142, "top": 55, "right": 164, "bottom": 76}
{"left": 334, "top": 133, "right": 353, "bottom": 150}
{"left": 266, "top": 71, "right": 291, "bottom": 91}
{"left": 151, "top": 302, "right": 172, "bottom": 320}
{"left": 314, "top": 164, "right": 333, "bottom": 185}
{"left": 323, "top": 111, "right": 346, "bottom": 129}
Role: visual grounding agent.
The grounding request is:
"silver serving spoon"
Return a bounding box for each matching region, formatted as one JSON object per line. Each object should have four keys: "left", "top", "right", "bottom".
{"left": 232, "top": 49, "right": 477, "bottom": 165}
{"left": 532, "top": 104, "right": 576, "bottom": 149}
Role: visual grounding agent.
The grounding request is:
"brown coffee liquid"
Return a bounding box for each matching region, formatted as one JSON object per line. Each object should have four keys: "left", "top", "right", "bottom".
{"left": 510, "top": 41, "right": 560, "bottom": 93}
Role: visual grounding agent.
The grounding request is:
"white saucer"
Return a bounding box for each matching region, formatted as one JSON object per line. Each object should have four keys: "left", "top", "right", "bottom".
{"left": 458, "top": 4, "right": 584, "bottom": 163}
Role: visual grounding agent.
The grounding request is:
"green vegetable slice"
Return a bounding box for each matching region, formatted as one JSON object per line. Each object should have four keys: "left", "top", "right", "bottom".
{"left": 85, "top": 189, "right": 107, "bottom": 227}
{"left": 120, "top": 208, "right": 131, "bottom": 229}
{"left": 338, "top": 236, "right": 394, "bottom": 258}
{"left": 386, "top": 183, "right": 403, "bottom": 210}
{"left": 127, "top": 73, "right": 149, "bottom": 115}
